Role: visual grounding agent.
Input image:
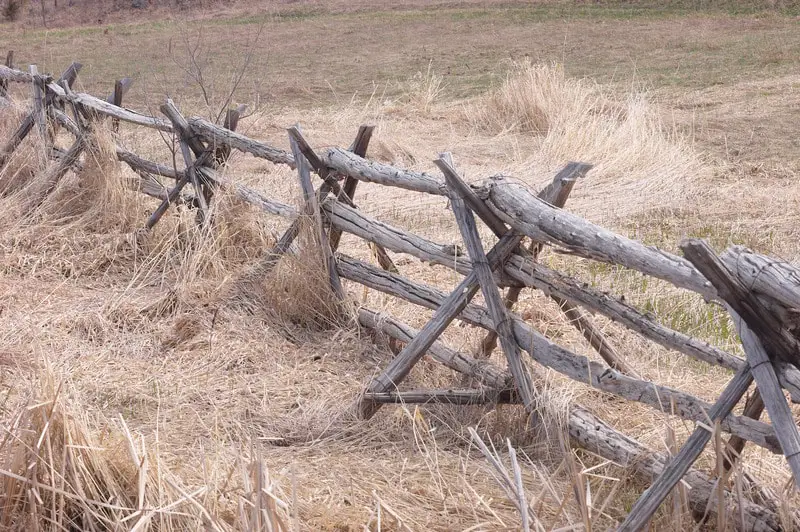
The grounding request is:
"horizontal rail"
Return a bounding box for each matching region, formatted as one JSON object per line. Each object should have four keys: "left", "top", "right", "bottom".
{"left": 478, "top": 176, "right": 716, "bottom": 300}
{"left": 336, "top": 254, "right": 781, "bottom": 454}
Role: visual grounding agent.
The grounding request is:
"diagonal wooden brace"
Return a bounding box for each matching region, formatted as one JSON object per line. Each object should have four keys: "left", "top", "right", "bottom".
{"left": 617, "top": 363, "right": 754, "bottom": 532}
{"left": 1, "top": 62, "right": 81, "bottom": 169}
{"left": 249, "top": 126, "right": 383, "bottom": 281}
{"left": 682, "top": 240, "right": 800, "bottom": 487}
{"left": 329, "top": 125, "right": 373, "bottom": 251}
{"left": 621, "top": 239, "right": 800, "bottom": 530}
{"left": 287, "top": 126, "right": 397, "bottom": 273}
{"left": 161, "top": 100, "right": 209, "bottom": 219}
{"left": 436, "top": 158, "right": 637, "bottom": 376}
{"left": 445, "top": 172, "right": 537, "bottom": 412}
{"left": 359, "top": 228, "right": 524, "bottom": 419}
{"left": 288, "top": 130, "right": 344, "bottom": 301}
{"left": 476, "top": 163, "right": 585, "bottom": 356}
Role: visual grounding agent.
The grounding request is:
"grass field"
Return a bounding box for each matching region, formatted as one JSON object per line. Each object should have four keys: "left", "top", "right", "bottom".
{"left": 1, "top": 1, "right": 800, "bottom": 530}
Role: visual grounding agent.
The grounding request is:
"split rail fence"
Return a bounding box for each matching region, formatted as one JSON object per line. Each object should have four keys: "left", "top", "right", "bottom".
{"left": 2, "top": 58, "right": 800, "bottom": 531}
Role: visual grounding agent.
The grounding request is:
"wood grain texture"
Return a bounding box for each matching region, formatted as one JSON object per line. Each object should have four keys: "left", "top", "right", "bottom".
{"left": 569, "top": 407, "right": 782, "bottom": 531}
{"left": 682, "top": 239, "right": 800, "bottom": 489}
{"left": 189, "top": 117, "right": 294, "bottom": 167}
{"left": 480, "top": 176, "right": 716, "bottom": 300}
{"left": 359, "top": 230, "right": 523, "bottom": 419}
{"left": 357, "top": 307, "right": 510, "bottom": 390}
{"left": 446, "top": 169, "right": 536, "bottom": 411}
{"left": 618, "top": 364, "right": 754, "bottom": 532}
{"left": 336, "top": 254, "right": 780, "bottom": 453}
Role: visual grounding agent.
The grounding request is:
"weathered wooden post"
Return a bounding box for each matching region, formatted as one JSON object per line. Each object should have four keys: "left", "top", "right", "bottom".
{"left": 0, "top": 51, "right": 13, "bottom": 98}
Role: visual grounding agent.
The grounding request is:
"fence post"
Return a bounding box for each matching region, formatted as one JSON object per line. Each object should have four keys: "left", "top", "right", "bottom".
{"left": 0, "top": 51, "right": 13, "bottom": 98}
{"left": 111, "top": 79, "right": 123, "bottom": 133}
{"left": 30, "top": 65, "right": 48, "bottom": 143}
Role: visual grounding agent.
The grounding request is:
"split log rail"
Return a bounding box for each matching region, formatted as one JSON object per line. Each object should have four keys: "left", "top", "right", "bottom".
{"left": 1, "top": 59, "right": 799, "bottom": 531}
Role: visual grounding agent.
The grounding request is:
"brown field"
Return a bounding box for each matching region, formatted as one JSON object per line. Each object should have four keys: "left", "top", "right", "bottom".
{"left": 1, "top": 1, "right": 800, "bottom": 530}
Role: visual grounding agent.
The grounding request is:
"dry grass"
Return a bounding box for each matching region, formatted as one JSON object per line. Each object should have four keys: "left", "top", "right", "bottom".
{"left": 466, "top": 61, "right": 708, "bottom": 222}
{"left": 2, "top": 4, "right": 800, "bottom": 528}
{"left": 1, "top": 365, "right": 293, "bottom": 531}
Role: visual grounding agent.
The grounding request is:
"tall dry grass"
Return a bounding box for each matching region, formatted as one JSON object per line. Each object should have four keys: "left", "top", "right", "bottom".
{"left": 466, "top": 61, "right": 708, "bottom": 221}
{"left": 1, "top": 365, "right": 293, "bottom": 531}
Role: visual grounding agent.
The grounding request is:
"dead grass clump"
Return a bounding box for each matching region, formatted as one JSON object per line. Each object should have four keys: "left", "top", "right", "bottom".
{"left": 209, "top": 188, "right": 276, "bottom": 265}
{"left": 0, "top": 107, "right": 49, "bottom": 201}
{"left": 0, "top": 367, "right": 294, "bottom": 531}
{"left": 40, "top": 128, "right": 146, "bottom": 230}
{"left": 467, "top": 61, "right": 569, "bottom": 135}
{"left": 228, "top": 217, "right": 347, "bottom": 330}
{"left": 466, "top": 61, "right": 709, "bottom": 221}
{"left": 403, "top": 61, "right": 445, "bottom": 115}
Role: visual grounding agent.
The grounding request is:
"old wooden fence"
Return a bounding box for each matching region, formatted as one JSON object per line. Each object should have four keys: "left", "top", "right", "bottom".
{"left": 2, "top": 58, "right": 799, "bottom": 531}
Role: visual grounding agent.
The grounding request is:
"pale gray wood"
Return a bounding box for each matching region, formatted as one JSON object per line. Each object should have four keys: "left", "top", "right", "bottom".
{"left": 322, "top": 147, "right": 446, "bottom": 196}
{"left": 161, "top": 99, "right": 206, "bottom": 158}
{"left": 287, "top": 126, "right": 397, "bottom": 273}
{"left": 188, "top": 116, "right": 294, "bottom": 167}
{"left": 247, "top": 126, "right": 389, "bottom": 284}
{"left": 48, "top": 62, "right": 82, "bottom": 124}
{"left": 777, "top": 362, "right": 800, "bottom": 403}
{"left": 736, "top": 329, "right": 800, "bottom": 524}
{"left": 445, "top": 169, "right": 536, "bottom": 411}
{"left": 160, "top": 100, "right": 209, "bottom": 222}
{"left": 133, "top": 172, "right": 191, "bottom": 204}
{"left": 336, "top": 254, "right": 781, "bottom": 453}
{"left": 504, "top": 256, "right": 745, "bottom": 371}
{"left": 722, "top": 246, "right": 800, "bottom": 311}
{"left": 438, "top": 158, "right": 637, "bottom": 376}
{"left": 682, "top": 240, "right": 800, "bottom": 365}
{"left": 569, "top": 406, "right": 782, "bottom": 532}
{"left": 682, "top": 239, "right": 800, "bottom": 489}
{"left": 323, "top": 198, "right": 473, "bottom": 274}
{"left": 474, "top": 162, "right": 588, "bottom": 356}
{"left": 357, "top": 307, "right": 510, "bottom": 390}
{"left": 288, "top": 132, "right": 344, "bottom": 301}
{"left": 360, "top": 230, "right": 524, "bottom": 419}
{"left": 286, "top": 127, "right": 356, "bottom": 208}
{"left": 250, "top": 178, "right": 337, "bottom": 280}
{"left": 46, "top": 81, "right": 173, "bottom": 132}
{"left": 105, "top": 77, "right": 134, "bottom": 105}
{"left": 479, "top": 176, "right": 717, "bottom": 300}
{"left": 329, "top": 125, "right": 374, "bottom": 251}
{"left": 1, "top": 63, "right": 82, "bottom": 169}
{"left": 617, "top": 363, "right": 754, "bottom": 532}
{"left": 738, "top": 325, "right": 800, "bottom": 487}
{"left": 212, "top": 104, "right": 247, "bottom": 165}
{"left": 365, "top": 388, "right": 514, "bottom": 405}
{"left": 111, "top": 79, "right": 124, "bottom": 133}
{"left": 0, "top": 64, "right": 32, "bottom": 84}
{"left": 30, "top": 65, "right": 47, "bottom": 141}
{"left": 435, "top": 154, "right": 509, "bottom": 231}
